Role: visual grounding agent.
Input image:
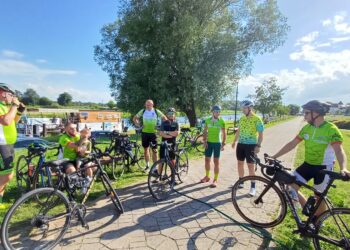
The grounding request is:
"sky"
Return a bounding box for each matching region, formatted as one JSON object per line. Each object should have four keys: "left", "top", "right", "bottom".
{"left": 0, "top": 0, "right": 350, "bottom": 105}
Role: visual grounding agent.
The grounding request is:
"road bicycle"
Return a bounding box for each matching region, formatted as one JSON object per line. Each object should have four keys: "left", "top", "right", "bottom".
{"left": 177, "top": 127, "right": 205, "bottom": 153}
{"left": 231, "top": 154, "right": 350, "bottom": 250}
{"left": 148, "top": 141, "right": 189, "bottom": 200}
{"left": 16, "top": 143, "right": 61, "bottom": 193}
{"left": 1, "top": 151, "right": 123, "bottom": 250}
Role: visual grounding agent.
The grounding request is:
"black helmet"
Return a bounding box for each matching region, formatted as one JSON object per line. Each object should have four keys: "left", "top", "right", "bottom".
{"left": 167, "top": 107, "right": 176, "bottom": 113}
{"left": 302, "top": 100, "right": 330, "bottom": 115}
{"left": 211, "top": 105, "right": 222, "bottom": 112}
{"left": 0, "top": 83, "right": 15, "bottom": 94}
{"left": 241, "top": 100, "right": 253, "bottom": 108}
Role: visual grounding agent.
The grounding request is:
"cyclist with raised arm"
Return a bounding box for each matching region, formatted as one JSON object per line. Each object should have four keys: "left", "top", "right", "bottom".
{"left": 0, "top": 83, "right": 25, "bottom": 209}
{"left": 272, "top": 100, "right": 350, "bottom": 219}
{"left": 232, "top": 100, "right": 264, "bottom": 196}
{"left": 201, "top": 105, "right": 226, "bottom": 188}
{"left": 133, "top": 100, "right": 166, "bottom": 170}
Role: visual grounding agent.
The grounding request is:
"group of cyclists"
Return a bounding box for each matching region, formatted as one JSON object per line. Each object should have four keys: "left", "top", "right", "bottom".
{"left": 1, "top": 82, "right": 350, "bottom": 234}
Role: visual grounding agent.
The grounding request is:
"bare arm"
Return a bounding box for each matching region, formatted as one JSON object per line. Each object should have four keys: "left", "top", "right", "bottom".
{"left": 0, "top": 106, "right": 18, "bottom": 126}
{"left": 332, "top": 143, "right": 348, "bottom": 172}
{"left": 272, "top": 137, "right": 301, "bottom": 159}
{"left": 221, "top": 127, "right": 226, "bottom": 144}
{"left": 133, "top": 115, "right": 140, "bottom": 126}
{"left": 257, "top": 132, "right": 263, "bottom": 146}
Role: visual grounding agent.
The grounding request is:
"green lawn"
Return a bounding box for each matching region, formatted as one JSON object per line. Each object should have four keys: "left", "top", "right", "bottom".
{"left": 272, "top": 129, "right": 350, "bottom": 249}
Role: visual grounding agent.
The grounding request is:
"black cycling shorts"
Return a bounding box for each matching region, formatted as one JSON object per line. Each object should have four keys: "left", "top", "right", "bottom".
{"left": 0, "top": 144, "right": 15, "bottom": 175}
{"left": 294, "top": 162, "right": 333, "bottom": 192}
{"left": 159, "top": 143, "right": 175, "bottom": 160}
{"left": 141, "top": 132, "right": 157, "bottom": 149}
{"left": 236, "top": 143, "right": 256, "bottom": 163}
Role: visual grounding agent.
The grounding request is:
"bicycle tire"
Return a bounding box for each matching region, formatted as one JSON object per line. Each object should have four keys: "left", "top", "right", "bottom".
{"left": 194, "top": 134, "right": 205, "bottom": 153}
{"left": 132, "top": 143, "right": 145, "bottom": 172}
{"left": 32, "top": 164, "right": 57, "bottom": 190}
{"left": 101, "top": 172, "right": 124, "bottom": 214}
{"left": 176, "top": 149, "right": 189, "bottom": 182}
{"left": 313, "top": 207, "right": 350, "bottom": 250}
{"left": 112, "top": 152, "right": 127, "bottom": 179}
{"left": 1, "top": 187, "right": 71, "bottom": 250}
{"left": 231, "top": 175, "right": 287, "bottom": 228}
{"left": 148, "top": 159, "right": 175, "bottom": 201}
{"left": 15, "top": 155, "right": 31, "bottom": 193}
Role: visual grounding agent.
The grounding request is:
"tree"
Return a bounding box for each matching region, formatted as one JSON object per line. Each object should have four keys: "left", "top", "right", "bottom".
{"left": 276, "top": 104, "right": 289, "bottom": 117}
{"left": 21, "top": 88, "right": 40, "bottom": 105}
{"left": 249, "top": 77, "right": 286, "bottom": 119}
{"left": 288, "top": 104, "right": 300, "bottom": 115}
{"left": 38, "top": 97, "right": 53, "bottom": 106}
{"left": 95, "top": 0, "right": 289, "bottom": 125}
{"left": 57, "top": 92, "right": 72, "bottom": 106}
{"left": 107, "top": 100, "right": 116, "bottom": 109}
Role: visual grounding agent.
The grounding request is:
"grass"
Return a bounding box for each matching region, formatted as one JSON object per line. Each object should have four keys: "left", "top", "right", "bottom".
{"left": 272, "top": 129, "right": 350, "bottom": 249}
{"left": 0, "top": 116, "right": 297, "bottom": 223}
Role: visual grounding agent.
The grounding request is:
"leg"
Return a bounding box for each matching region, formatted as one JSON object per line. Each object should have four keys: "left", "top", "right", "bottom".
{"left": 144, "top": 147, "right": 150, "bottom": 165}
{"left": 236, "top": 143, "right": 246, "bottom": 178}
{"left": 150, "top": 133, "right": 158, "bottom": 163}
{"left": 237, "top": 160, "right": 245, "bottom": 178}
{"left": 0, "top": 172, "right": 14, "bottom": 197}
{"left": 211, "top": 143, "right": 221, "bottom": 187}
{"left": 65, "top": 163, "right": 76, "bottom": 174}
{"left": 201, "top": 143, "right": 213, "bottom": 182}
{"left": 0, "top": 145, "right": 15, "bottom": 205}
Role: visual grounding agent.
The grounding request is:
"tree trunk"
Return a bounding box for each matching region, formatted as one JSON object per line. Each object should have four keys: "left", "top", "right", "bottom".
{"left": 184, "top": 108, "right": 197, "bottom": 127}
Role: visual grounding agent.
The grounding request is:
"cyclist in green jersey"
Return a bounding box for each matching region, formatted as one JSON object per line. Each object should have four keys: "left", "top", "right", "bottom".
{"left": 272, "top": 100, "right": 350, "bottom": 218}
{"left": 0, "top": 83, "right": 26, "bottom": 209}
{"left": 201, "top": 105, "right": 226, "bottom": 187}
{"left": 133, "top": 100, "right": 166, "bottom": 170}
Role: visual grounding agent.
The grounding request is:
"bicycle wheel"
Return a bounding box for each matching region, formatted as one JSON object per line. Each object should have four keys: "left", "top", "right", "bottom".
{"left": 112, "top": 152, "right": 127, "bottom": 179}
{"left": 148, "top": 160, "right": 175, "bottom": 200}
{"left": 131, "top": 143, "right": 145, "bottom": 172}
{"left": 194, "top": 134, "right": 205, "bottom": 153}
{"left": 313, "top": 208, "right": 350, "bottom": 250}
{"left": 1, "top": 187, "right": 71, "bottom": 250}
{"left": 16, "top": 155, "right": 31, "bottom": 193}
{"left": 176, "top": 149, "right": 189, "bottom": 182}
{"left": 32, "top": 165, "right": 58, "bottom": 190}
{"left": 231, "top": 176, "right": 287, "bottom": 228}
{"left": 101, "top": 172, "right": 124, "bottom": 214}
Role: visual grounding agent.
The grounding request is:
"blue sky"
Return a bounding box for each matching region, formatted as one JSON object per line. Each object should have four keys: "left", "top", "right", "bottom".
{"left": 0, "top": 1, "right": 350, "bottom": 105}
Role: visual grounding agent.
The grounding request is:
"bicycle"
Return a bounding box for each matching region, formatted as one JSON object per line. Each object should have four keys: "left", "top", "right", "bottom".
{"left": 148, "top": 141, "right": 189, "bottom": 200}
{"left": 178, "top": 127, "right": 205, "bottom": 153}
{"left": 16, "top": 143, "right": 61, "bottom": 193}
{"left": 231, "top": 154, "right": 350, "bottom": 250}
{"left": 1, "top": 151, "right": 124, "bottom": 250}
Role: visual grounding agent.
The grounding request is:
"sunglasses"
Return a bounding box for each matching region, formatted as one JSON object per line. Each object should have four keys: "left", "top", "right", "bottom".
{"left": 303, "top": 111, "right": 311, "bottom": 116}
{"left": 167, "top": 112, "right": 175, "bottom": 116}
{"left": 213, "top": 110, "right": 221, "bottom": 113}
{"left": 6, "top": 92, "right": 15, "bottom": 98}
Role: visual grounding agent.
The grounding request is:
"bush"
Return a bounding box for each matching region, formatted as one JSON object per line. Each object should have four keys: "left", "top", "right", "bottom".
{"left": 333, "top": 120, "right": 350, "bottom": 130}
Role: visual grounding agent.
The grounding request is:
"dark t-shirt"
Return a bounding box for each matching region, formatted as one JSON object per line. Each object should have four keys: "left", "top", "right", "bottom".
{"left": 160, "top": 120, "right": 179, "bottom": 144}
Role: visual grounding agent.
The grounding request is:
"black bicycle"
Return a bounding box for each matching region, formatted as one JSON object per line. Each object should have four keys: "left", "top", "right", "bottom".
{"left": 148, "top": 141, "right": 189, "bottom": 200}
{"left": 1, "top": 151, "right": 123, "bottom": 250}
{"left": 177, "top": 127, "right": 205, "bottom": 153}
{"left": 231, "top": 154, "right": 350, "bottom": 250}
{"left": 16, "top": 143, "right": 61, "bottom": 193}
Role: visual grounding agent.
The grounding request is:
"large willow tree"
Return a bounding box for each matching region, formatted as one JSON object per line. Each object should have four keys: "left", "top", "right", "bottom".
{"left": 95, "top": 0, "right": 289, "bottom": 125}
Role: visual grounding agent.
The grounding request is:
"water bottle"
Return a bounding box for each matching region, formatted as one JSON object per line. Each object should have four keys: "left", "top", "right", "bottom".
{"left": 302, "top": 196, "right": 317, "bottom": 216}
{"left": 28, "top": 163, "right": 34, "bottom": 177}
{"left": 288, "top": 187, "right": 301, "bottom": 209}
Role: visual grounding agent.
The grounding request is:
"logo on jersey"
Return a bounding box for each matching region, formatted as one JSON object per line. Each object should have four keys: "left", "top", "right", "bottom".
{"left": 304, "top": 134, "right": 309, "bottom": 140}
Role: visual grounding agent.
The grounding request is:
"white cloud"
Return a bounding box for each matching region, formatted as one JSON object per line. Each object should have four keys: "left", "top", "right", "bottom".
{"left": 295, "top": 31, "right": 319, "bottom": 45}
{"left": 322, "top": 12, "right": 350, "bottom": 34}
{"left": 1, "top": 50, "right": 24, "bottom": 59}
{"left": 36, "top": 59, "right": 47, "bottom": 64}
{"left": 329, "top": 36, "right": 350, "bottom": 43}
{"left": 0, "top": 59, "right": 76, "bottom": 77}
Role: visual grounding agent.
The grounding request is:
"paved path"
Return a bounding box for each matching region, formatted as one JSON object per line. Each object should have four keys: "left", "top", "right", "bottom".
{"left": 55, "top": 117, "right": 305, "bottom": 250}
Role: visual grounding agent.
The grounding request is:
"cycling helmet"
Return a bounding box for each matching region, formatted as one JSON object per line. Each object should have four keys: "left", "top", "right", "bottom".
{"left": 302, "top": 100, "right": 330, "bottom": 115}
{"left": 241, "top": 100, "right": 253, "bottom": 108}
{"left": 0, "top": 83, "right": 15, "bottom": 94}
{"left": 167, "top": 107, "right": 176, "bottom": 113}
{"left": 211, "top": 105, "right": 222, "bottom": 112}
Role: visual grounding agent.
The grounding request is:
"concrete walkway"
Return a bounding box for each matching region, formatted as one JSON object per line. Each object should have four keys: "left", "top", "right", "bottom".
{"left": 54, "top": 117, "right": 305, "bottom": 250}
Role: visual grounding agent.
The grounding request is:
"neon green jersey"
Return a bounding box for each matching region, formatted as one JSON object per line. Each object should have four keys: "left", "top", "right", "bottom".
{"left": 297, "top": 121, "right": 343, "bottom": 166}
{"left": 0, "top": 102, "right": 17, "bottom": 145}
{"left": 136, "top": 108, "right": 165, "bottom": 133}
{"left": 59, "top": 134, "right": 80, "bottom": 160}
{"left": 238, "top": 114, "right": 264, "bottom": 144}
{"left": 205, "top": 117, "right": 225, "bottom": 143}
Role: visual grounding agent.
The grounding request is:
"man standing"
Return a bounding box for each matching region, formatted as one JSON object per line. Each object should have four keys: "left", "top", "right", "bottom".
{"left": 133, "top": 100, "right": 166, "bottom": 170}
{"left": 201, "top": 105, "right": 226, "bottom": 188}
{"left": 232, "top": 100, "right": 264, "bottom": 196}
{"left": 272, "top": 100, "right": 350, "bottom": 218}
{"left": 159, "top": 108, "right": 179, "bottom": 162}
{"left": 0, "top": 83, "right": 25, "bottom": 209}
